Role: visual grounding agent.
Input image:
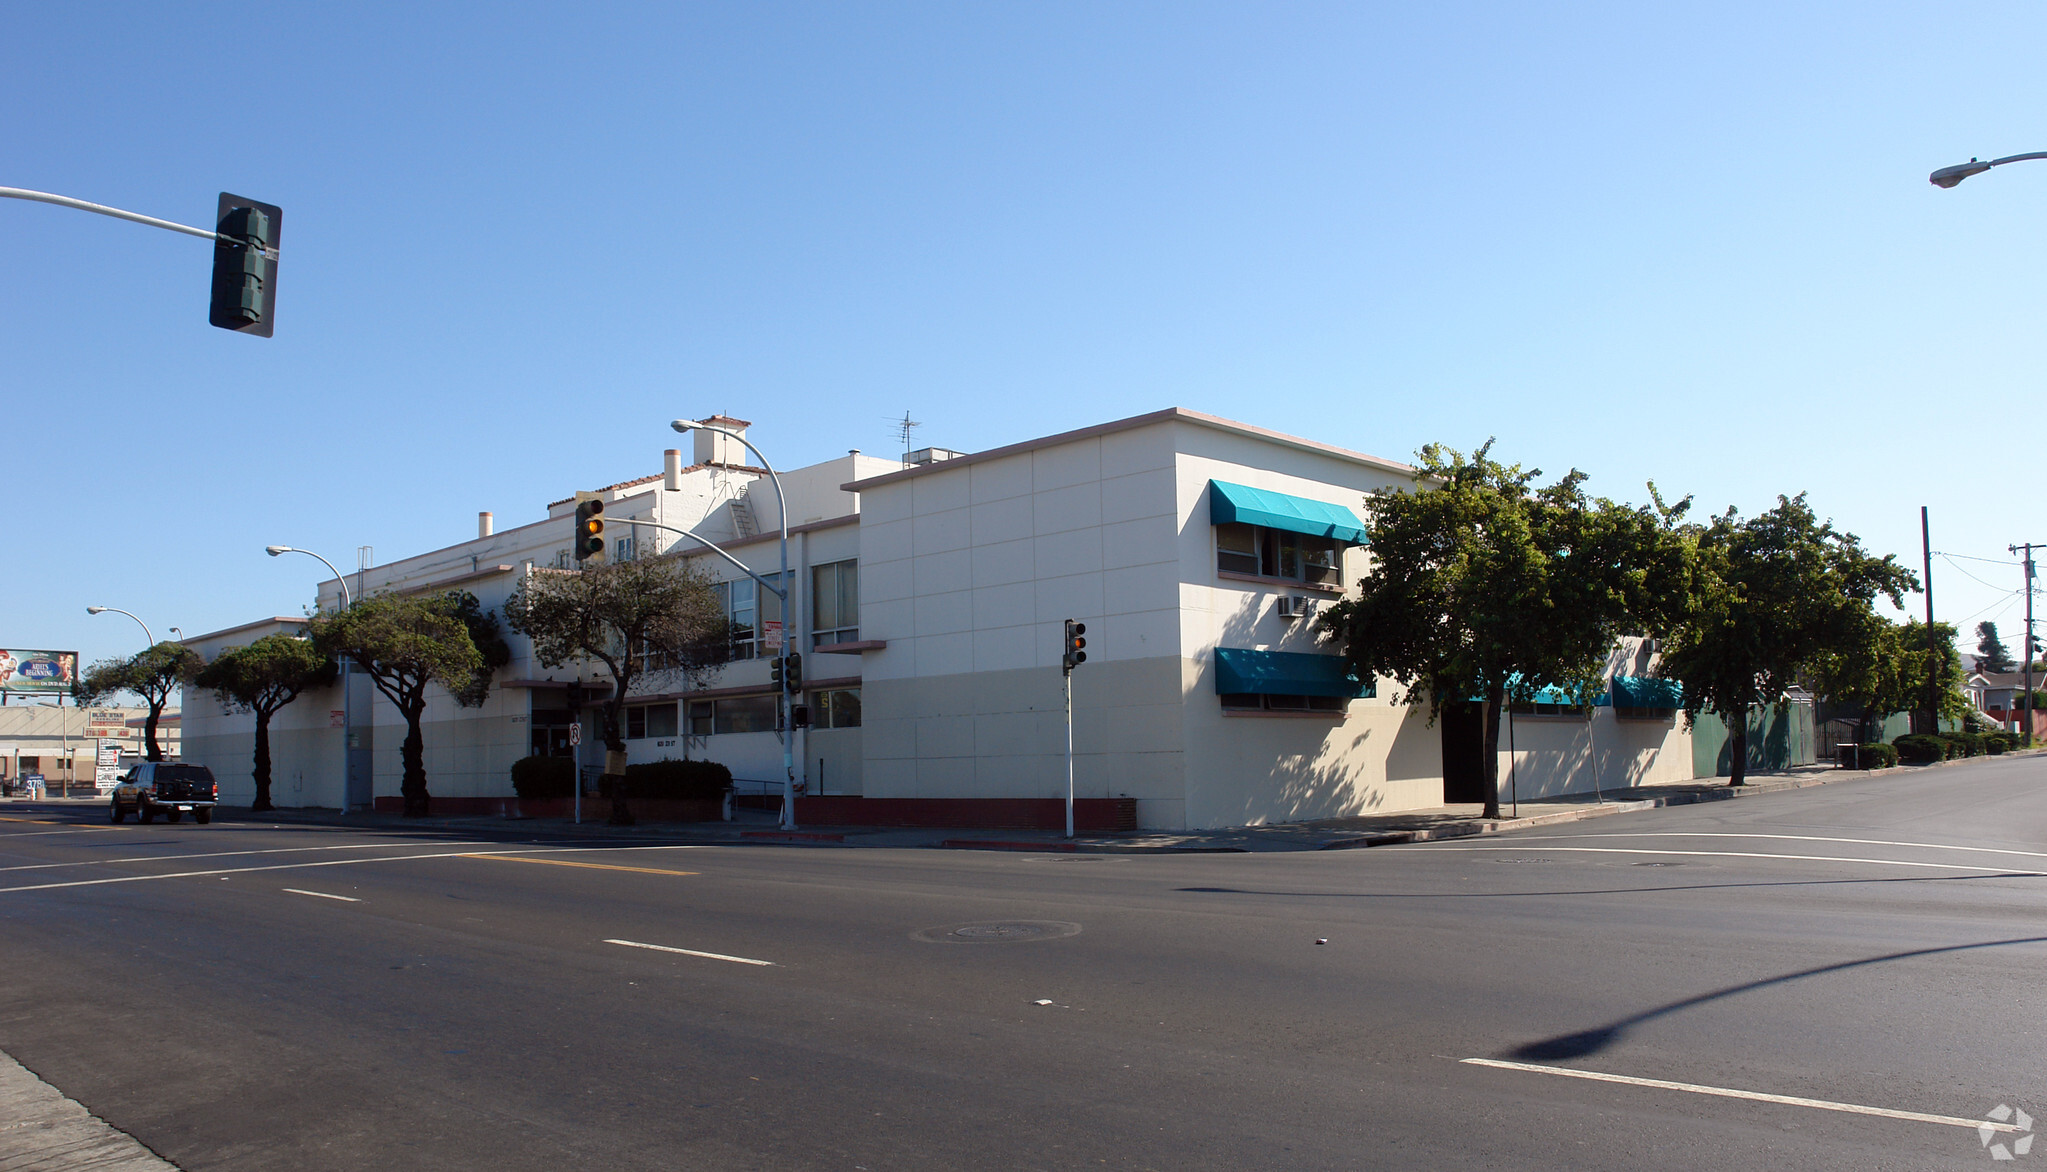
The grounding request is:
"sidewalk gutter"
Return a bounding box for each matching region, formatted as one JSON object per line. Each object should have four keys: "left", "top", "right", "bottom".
{"left": 0, "top": 1049, "right": 177, "bottom": 1170}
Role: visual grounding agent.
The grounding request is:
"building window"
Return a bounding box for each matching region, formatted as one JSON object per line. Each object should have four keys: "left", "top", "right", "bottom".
{"left": 810, "top": 687, "right": 861, "bottom": 729}
{"left": 613, "top": 536, "right": 637, "bottom": 562}
{"left": 1219, "top": 693, "right": 1347, "bottom": 713}
{"left": 1507, "top": 701, "right": 1592, "bottom": 718}
{"left": 812, "top": 560, "right": 859, "bottom": 647}
{"left": 688, "top": 694, "right": 780, "bottom": 735}
{"left": 1215, "top": 522, "right": 1341, "bottom": 587}
{"left": 626, "top": 702, "right": 678, "bottom": 740}
{"left": 552, "top": 549, "right": 573, "bottom": 569}
{"left": 713, "top": 573, "right": 787, "bottom": 660}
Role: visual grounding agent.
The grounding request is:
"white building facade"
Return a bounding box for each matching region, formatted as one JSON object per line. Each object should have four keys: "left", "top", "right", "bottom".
{"left": 184, "top": 409, "right": 1699, "bottom": 829}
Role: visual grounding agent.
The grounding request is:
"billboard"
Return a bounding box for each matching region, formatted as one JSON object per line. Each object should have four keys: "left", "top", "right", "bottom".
{"left": 0, "top": 650, "right": 77, "bottom": 695}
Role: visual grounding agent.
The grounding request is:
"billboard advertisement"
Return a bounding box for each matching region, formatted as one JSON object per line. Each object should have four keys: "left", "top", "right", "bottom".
{"left": 0, "top": 650, "right": 78, "bottom": 695}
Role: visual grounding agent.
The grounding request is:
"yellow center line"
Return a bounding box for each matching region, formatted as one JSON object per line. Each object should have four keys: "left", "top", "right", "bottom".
{"left": 0, "top": 817, "right": 61, "bottom": 825}
{"left": 460, "top": 854, "right": 698, "bottom": 877}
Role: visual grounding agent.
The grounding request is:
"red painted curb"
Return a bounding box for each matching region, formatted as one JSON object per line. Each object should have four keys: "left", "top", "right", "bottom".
{"left": 740, "top": 830, "right": 845, "bottom": 843}
{"left": 939, "top": 839, "right": 1078, "bottom": 852}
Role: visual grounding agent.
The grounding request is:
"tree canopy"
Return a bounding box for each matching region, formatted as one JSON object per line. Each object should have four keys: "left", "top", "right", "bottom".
{"left": 505, "top": 556, "right": 728, "bottom": 825}
{"left": 195, "top": 633, "right": 337, "bottom": 811}
{"left": 77, "top": 642, "right": 203, "bottom": 761}
{"left": 309, "top": 592, "right": 503, "bottom": 816}
{"left": 1813, "top": 618, "right": 1966, "bottom": 745}
{"left": 1974, "top": 621, "right": 2017, "bottom": 674}
{"left": 1657, "top": 495, "right": 1915, "bottom": 784}
{"left": 1318, "top": 441, "right": 1685, "bottom": 818}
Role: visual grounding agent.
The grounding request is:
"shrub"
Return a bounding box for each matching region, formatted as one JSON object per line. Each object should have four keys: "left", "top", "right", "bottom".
{"left": 510, "top": 754, "right": 577, "bottom": 800}
{"left": 1985, "top": 733, "right": 2010, "bottom": 755}
{"left": 1849, "top": 743, "right": 1898, "bottom": 769}
{"left": 1956, "top": 732, "right": 1989, "bottom": 758}
{"left": 609, "top": 758, "right": 733, "bottom": 801}
{"left": 1893, "top": 734, "right": 1946, "bottom": 764}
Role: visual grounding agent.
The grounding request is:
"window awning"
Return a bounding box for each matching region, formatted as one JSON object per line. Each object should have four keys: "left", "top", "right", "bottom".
{"left": 1474, "top": 673, "right": 1611, "bottom": 706}
{"left": 1209, "top": 480, "right": 1368, "bottom": 545}
{"left": 1214, "top": 648, "right": 1373, "bottom": 698}
{"left": 1611, "top": 675, "right": 1682, "bottom": 708}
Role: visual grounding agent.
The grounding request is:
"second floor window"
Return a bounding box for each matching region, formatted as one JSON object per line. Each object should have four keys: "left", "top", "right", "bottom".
{"left": 1215, "top": 523, "right": 1341, "bottom": 587}
{"left": 812, "top": 559, "right": 858, "bottom": 647}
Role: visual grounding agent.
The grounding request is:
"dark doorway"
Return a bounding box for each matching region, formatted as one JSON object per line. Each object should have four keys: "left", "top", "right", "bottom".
{"left": 1441, "top": 701, "right": 1486, "bottom": 803}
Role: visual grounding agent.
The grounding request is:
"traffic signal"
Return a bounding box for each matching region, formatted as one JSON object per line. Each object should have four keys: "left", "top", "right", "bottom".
{"left": 785, "top": 652, "right": 801, "bottom": 691}
{"left": 573, "top": 492, "right": 606, "bottom": 564}
{"left": 208, "top": 193, "right": 281, "bottom": 336}
{"left": 1062, "top": 619, "right": 1087, "bottom": 673}
{"left": 771, "top": 656, "right": 784, "bottom": 689}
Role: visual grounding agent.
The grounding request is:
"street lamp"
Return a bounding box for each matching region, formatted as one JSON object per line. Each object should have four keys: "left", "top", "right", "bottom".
{"left": 671, "top": 418, "right": 799, "bottom": 830}
{"left": 168, "top": 627, "right": 184, "bottom": 642}
{"left": 268, "top": 545, "right": 356, "bottom": 812}
{"left": 1929, "top": 151, "right": 2047, "bottom": 188}
{"left": 86, "top": 606, "right": 154, "bottom": 648}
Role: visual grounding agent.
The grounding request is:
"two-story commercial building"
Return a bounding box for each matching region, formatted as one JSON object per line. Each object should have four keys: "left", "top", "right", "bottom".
{"left": 183, "top": 408, "right": 1703, "bottom": 829}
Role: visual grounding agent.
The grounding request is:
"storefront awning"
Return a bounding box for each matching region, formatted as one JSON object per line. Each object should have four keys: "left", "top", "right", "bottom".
{"left": 1611, "top": 675, "right": 1682, "bottom": 708}
{"left": 1209, "top": 481, "right": 1368, "bottom": 545}
{"left": 1214, "top": 648, "right": 1373, "bottom": 698}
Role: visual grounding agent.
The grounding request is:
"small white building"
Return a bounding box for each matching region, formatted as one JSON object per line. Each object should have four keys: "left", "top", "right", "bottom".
{"left": 184, "top": 408, "right": 1699, "bottom": 828}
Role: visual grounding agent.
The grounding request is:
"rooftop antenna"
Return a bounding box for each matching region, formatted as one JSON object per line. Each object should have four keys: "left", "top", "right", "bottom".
{"left": 894, "top": 411, "right": 921, "bottom": 466}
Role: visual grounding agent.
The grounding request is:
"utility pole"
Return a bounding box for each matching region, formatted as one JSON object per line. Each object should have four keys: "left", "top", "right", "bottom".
{"left": 1922, "top": 508, "right": 1938, "bottom": 733}
{"left": 2012, "top": 542, "right": 2040, "bottom": 747}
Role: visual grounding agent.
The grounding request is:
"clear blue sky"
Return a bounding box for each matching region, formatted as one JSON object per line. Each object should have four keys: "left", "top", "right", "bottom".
{"left": 5, "top": 2, "right": 2042, "bottom": 677}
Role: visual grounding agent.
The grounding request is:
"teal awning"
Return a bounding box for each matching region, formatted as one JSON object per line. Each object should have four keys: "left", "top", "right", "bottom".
{"left": 1209, "top": 480, "right": 1368, "bottom": 545}
{"left": 1215, "top": 648, "right": 1373, "bottom": 698}
{"left": 1475, "top": 674, "right": 1611, "bottom": 706}
{"left": 1611, "top": 675, "right": 1682, "bottom": 708}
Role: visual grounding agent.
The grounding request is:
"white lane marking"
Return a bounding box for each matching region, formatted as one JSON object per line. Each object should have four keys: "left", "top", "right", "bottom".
{"left": 604, "top": 939, "right": 774, "bottom": 967}
{"left": 1461, "top": 1058, "right": 2023, "bottom": 1133}
{"left": 282, "top": 888, "right": 361, "bottom": 903}
{"left": 0, "top": 848, "right": 558, "bottom": 894}
{"left": 1415, "top": 846, "right": 2047, "bottom": 875}
{"left": 0, "top": 840, "right": 498, "bottom": 874}
{"left": 1514, "top": 831, "right": 2047, "bottom": 864}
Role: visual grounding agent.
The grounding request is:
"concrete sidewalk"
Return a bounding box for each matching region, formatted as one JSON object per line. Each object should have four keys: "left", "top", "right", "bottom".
{"left": 20, "top": 752, "right": 2035, "bottom": 854}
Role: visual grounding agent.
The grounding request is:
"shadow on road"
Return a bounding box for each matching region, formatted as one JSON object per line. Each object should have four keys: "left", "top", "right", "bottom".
{"left": 1506, "top": 935, "right": 2047, "bottom": 1062}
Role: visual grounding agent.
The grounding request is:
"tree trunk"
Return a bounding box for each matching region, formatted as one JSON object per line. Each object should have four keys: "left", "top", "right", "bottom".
{"left": 252, "top": 709, "right": 274, "bottom": 812}
{"left": 602, "top": 696, "right": 634, "bottom": 826}
{"left": 400, "top": 697, "right": 430, "bottom": 817}
{"left": 1481, "top": 687, "right": 1504, "bottom": 820}
{"left": 144, "top": 704, "right": 164, "bottom": 762}
{"left": 1727, "top": 711, "right": 1748, "bottom": 786}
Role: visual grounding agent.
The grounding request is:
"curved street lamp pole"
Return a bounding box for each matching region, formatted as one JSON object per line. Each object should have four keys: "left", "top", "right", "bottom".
{"left": 85, "top": 606, "right": 154, "bottom": 649}
{"left": 268, "top": 545, "right": 356, "bottom": 812}
{"left": 671, "top": 419, "right": 798, "bottom": 830}
{"left": 1929, "top": 151, "right": 2047, "bottom": 188}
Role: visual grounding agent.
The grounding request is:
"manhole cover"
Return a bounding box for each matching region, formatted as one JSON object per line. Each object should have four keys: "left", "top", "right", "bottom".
{"left": 1631, "top": 861, "right": 1686, "bottom": 867}
{"left": 912, "top": 920, "right": 1083, "bottom": 944}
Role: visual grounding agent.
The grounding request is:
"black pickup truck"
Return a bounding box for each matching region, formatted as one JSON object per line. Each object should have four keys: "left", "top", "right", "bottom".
{"left": 110, "top": 763, "right": 219, "bottom": 824}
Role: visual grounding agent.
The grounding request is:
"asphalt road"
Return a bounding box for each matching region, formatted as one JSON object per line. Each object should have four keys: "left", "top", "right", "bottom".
{"left": 2, "top": 759, "right": 2043, "bottom": 1171}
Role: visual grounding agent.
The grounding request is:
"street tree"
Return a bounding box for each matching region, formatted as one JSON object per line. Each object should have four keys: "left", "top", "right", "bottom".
{"left": 1318, "top": 441, "right": 1688, "bottom": 819}
{"left": 194, "top": 633, "right": 337, "bottom": 811}
{"left": 1814, "top": 618, "right": 1967, "bottom": 746}
{"left": 78, "top": 642, "right": 203, "bottom": 761}
{"left": 309, "top": 592, "right": 506, "bottom": 817}
{"left": 1657, "top": 496, "right": 1914, "bottom": 785}
{"left": 504, "top": 556, "right": 728, "bottom": 826}
{"left": 1974, "top": 621, "right": 2017, "bottom": 674}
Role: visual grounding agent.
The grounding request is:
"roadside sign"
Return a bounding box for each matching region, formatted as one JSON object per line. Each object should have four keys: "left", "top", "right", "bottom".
{"left": 94, "top": 740, "right": 121, "bottom": 792}
{"left": 762, "top": 620, "right": 785, "bottom": 652}
{"left": 568, "top": 723, "right": 582, "bottom": 747}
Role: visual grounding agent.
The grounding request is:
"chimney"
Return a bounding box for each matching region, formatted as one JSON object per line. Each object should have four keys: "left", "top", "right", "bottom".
{"left": 694, "top": 415, "right": 751, "bottom": 467}
{"left": 478, "top": 511, "right": 494, "bottom": 538}
{"left": 664, "top": 448, "right": 683, "bottom": 491}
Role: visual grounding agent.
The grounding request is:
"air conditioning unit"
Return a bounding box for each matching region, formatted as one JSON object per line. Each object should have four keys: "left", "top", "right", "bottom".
{"left": 1276, "top": 595, "right": 1312, "bottom": 619}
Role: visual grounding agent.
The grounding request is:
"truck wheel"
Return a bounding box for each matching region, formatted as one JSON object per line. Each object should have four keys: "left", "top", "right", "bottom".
{"left": 194, "top": 808, "right": 211, "bottom": 825}
{"left": 109, "top": 800, "right": 125, "bottom": 824}
{"left": 165, "top": 809, "right": 183, "bottom": 823}
{"left": 139, "top": 807, "right": 155, "bottom": 824}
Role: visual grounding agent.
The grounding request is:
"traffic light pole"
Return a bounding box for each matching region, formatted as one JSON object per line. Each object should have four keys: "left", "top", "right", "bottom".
{"left": 1064, "top": 668, "right": 1075, "bottom": 839}
{"left": 0, "top": 187, "right": 225, "bottom": 242}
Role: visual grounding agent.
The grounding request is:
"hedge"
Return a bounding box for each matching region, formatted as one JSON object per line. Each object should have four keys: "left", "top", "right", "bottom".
{"left": 510, "top": 754, "right": 577, "bottom": 800}
{"left": 1892, "top": 734, "right": 1947, "bottom": 764}
{"left": 600, "top": 758, "right": 734, "bottom": 801}
{"left": 1845, "top": 743, "right": 1897, "bottom": 769}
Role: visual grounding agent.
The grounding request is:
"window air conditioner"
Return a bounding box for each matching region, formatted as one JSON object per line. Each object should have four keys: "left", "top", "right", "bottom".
{"left": 1276, "top": 595, "right": 1312, "bottom": 619}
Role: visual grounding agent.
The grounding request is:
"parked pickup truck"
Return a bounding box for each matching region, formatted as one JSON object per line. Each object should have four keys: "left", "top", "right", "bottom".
{"left": 110, "top": 763, "right": 218, "bottom": 824}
